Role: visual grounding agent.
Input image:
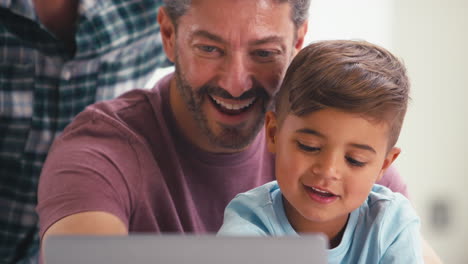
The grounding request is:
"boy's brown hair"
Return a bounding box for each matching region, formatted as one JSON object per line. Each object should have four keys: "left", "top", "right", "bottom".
{"left": 275, "top": 40, "right": 410, "bottom": 148}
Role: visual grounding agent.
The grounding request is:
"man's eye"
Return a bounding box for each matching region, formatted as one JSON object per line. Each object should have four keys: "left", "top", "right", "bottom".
{"left": 195, "top": 45, "right": 223, "bottom": 57}
{"left": 346, "top": 156, "right": 366, "bottom": 167}
{"left": 199, "top": 45, "right": 218, "bottom": 53}
{"left": 254, "top": 50, "right": 273, "bottom": 57}
{"left": 251, "top": 49, "right": 280, "bottom": 62}
{"left": 297, "top": 141, "right": 320, "bottom": 152}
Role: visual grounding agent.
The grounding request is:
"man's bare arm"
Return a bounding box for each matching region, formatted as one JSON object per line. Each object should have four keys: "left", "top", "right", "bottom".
{"left": 421, "top": 237, "right": 442, "bottom": 264}
{"left": 41, "top": 212, "right": 127, "bottom": 263}
{"left": 43, "top": 211, "right": 128, "bottom": 240}
{"left": 423, "top": 237, "right": 443, "bottom": 264}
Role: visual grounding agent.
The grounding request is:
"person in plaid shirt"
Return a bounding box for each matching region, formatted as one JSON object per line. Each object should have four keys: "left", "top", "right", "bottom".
{"left": 0, "top": 0, "right": 170, "bottom": 262}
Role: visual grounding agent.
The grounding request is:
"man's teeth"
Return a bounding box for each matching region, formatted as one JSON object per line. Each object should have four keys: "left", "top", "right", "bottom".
{"left": 210, "top": 96, "right": 255, "bottom": 110}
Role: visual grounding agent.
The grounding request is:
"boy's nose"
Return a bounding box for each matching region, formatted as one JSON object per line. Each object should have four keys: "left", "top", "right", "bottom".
{"left": 311, "top": 154, "right": 340, "bottom": 181}
{"left": 218, "top": 53, "right": 253, "bottom": 98}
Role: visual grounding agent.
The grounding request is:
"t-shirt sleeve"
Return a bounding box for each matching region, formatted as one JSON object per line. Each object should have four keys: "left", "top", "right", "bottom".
{"left": 376, "top": 165, "right": 409, "bottom": 198}
{"left": 379, "top": 196, "right": 424, "bottom": 263}
{"left": 217, "top": 193, "right": 270, "bottom": 236}
{"left": 36, "top": 110, "right": 140, "bottom": 239}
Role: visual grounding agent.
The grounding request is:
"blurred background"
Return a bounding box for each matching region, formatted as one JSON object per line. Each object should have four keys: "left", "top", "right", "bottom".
{"left": 306, "top": 0, "right": 468, "bottom": 263}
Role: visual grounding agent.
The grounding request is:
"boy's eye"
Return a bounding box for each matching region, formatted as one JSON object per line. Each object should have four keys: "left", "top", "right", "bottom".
{"left": 346, "top": 156, "right": 366, "bottom": 167}
{"left": 296, "top": 141, "right": 320, "bottom": 152}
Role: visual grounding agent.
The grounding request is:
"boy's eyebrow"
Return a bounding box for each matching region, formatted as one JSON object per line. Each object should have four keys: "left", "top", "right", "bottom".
{"left": 296, "top": 128, "right": 324, "bottom": 138}
{"left": 295, "top": 128, "right": 377, "bottom": 154}
{"left": 349, "top": 143, "right": 376, "bottom": 154}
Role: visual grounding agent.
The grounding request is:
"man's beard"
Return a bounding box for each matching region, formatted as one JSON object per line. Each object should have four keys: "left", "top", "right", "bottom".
{"left": 174, "top": 61, "right": 272, "bottom": 151}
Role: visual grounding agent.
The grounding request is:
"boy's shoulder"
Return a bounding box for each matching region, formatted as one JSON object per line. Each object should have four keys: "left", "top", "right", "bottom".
{"left": 231, "top": 181, "right": 280, "bottom": 206}
{"left": 367, "top": 184, "right": 408, "bottom": 206}
{"left": 362, "top": 184, "right": 419, "bottom": 227}
{"left": 344, "top": 188, "right": 422, "bottom": 262}
{"left": 219, "top": 181, "right": 287, "bottom": 235}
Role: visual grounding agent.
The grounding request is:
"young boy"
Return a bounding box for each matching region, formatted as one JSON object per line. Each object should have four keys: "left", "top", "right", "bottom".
{"left": 217, "top": 40, "right": 423, "bottom": 263}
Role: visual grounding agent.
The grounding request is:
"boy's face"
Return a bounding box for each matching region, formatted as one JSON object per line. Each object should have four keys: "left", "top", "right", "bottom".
{"left": 265, "top": 108, "right": 400, "bottom": 233}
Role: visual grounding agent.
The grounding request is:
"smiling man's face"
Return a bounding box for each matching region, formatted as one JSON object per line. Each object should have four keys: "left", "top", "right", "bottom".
{"left": 160, "top": 0, "right": 306, "bottom": 152}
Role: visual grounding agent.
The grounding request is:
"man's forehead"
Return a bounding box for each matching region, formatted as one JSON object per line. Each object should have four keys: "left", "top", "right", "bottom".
{"left": 188, "top": 29, "right": 290, "bottom": 50}
{"left": 179, "top": 0, "right": 295, "bottom": 43}
{"left": 189, "top": 0, "right": 287, "bottom": 8}
{"left": 185, "top": 0, "right": 292, "bottom": 22}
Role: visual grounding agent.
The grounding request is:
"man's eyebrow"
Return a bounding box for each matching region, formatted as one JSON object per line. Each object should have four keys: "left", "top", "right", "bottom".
{"left": 191, "top": 30, "right": 225, "bottom": 44}
{"left": 249, "top": 36, "right": 285, "bottom": 46}
{"left": 190, "top": 31, "right": 285, "bottom": 49}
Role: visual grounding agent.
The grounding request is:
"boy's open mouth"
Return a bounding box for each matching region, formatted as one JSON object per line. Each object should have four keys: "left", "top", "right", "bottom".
{"left": 306, "top": 186, "right": 337, "bottom": 198}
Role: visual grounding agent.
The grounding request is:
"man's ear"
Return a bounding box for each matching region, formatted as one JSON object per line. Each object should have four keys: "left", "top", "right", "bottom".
{"left": 293, "top": 21, "right": 308, "bottom": 55}
{"left": 265, "top": 111, "right": 278, "bottom": 154}
{"left": 377, "top": 147, "right": 401, "bottom": 181}
{"left": 158, "top": 7, "right": 176, "bottom": 63}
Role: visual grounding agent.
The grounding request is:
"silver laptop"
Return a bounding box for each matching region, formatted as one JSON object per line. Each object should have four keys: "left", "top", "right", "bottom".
{"left": 44, "top": 234, "right": 328, "bottom": 264}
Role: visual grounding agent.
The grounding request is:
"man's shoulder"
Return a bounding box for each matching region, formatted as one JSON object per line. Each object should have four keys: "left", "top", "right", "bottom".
{"left": 87, "top": 74, "right": 171, "bottom": 127}
{"left": 376, "top": 165, "right": 408, "bottom": 197}
{"left": 61, "top": 84, "right": 167, "bottom": 145}
{"left": 93, "top": 89, "right": 158, "bottom": 117}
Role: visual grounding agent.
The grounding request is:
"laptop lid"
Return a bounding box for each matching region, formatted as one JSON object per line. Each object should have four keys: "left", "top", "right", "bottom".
{"left": 44, "top": 234, "right": 328, "bottom": 264}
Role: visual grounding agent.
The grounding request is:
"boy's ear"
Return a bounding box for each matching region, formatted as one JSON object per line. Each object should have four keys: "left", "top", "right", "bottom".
{"left": 265, "top": 111, "right": 278, "bottom": 154}
{"left": 158, "top": 7, "right": 176, "bottom": 63}
{"left": 376, "top": 147, "right": 401, "bottom": 181}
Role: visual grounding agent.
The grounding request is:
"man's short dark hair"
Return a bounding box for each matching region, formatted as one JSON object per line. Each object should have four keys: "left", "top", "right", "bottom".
{"left": 162, "top": 0, "right": 310, "bottom": 28}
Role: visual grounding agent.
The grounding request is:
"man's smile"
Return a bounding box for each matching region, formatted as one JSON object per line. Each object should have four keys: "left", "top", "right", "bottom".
{"left": 209, "top": 95, "right": 258, "bottom": 115}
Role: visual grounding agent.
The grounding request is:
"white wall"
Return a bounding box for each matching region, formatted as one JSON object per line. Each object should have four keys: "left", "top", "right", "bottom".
{"left": 307, "top": 1, "right": 468, "bottom": 263}
{"left": 306, "top": 0, "right": 394, "bottom": 47}
{"left": 392, "top": 1, "right": 468, "bottom": 263}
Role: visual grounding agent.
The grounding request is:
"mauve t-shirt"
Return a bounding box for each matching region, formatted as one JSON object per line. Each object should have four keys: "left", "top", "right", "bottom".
{"left": 37, "top": 73, "right": 407, "bottom": 238}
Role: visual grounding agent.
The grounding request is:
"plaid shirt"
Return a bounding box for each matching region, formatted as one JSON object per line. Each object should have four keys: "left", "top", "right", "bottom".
{"left": 0, "top": 0, "right": 169, "bottom": 262}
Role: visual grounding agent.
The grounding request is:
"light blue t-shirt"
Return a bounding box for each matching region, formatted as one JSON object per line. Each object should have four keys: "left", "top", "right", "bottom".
{"left": 218, "top": 181, "right": 423, "bottom": 264}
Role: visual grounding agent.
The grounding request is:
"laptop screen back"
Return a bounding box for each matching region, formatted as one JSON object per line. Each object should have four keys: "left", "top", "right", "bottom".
{"left": 44, "top": 234, "right": 328, "bottom": 264}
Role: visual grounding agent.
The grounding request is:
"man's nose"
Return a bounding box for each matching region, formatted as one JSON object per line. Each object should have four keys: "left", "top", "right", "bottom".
{"left": 218, "top": 52, "right": 253, "bottom": 98}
